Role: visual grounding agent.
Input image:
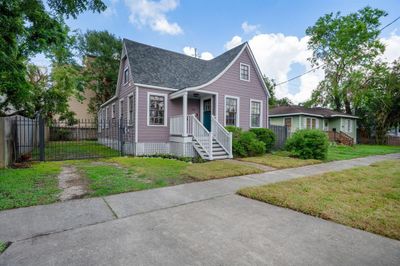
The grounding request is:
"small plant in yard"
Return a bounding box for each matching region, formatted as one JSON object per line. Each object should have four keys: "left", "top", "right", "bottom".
{"left": 249, "top": 128, "right": 276, "bottom": 152}
{"left": 0, "top": 241, "right": 9, "bottom": 254}
{"left": 226, "top": 126, "right": 266, "bottom": 157}
{"left": 285, "top": 129, "right": 329, "bottom": 160}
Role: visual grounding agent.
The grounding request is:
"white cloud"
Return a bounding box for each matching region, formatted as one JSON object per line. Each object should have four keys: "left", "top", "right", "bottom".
{"left": 380, "top": 29, "right": 400, "bottom": 63}
{"left": 103, "top": 0, "right": 119, "bottom": 17}
{"left": 242, "top": 21, "right": 260, "bottom": 34}
{"left": 183, "top": 46, "right": 214, "bottom": 60}
{"left": 200, "top": 52, "right": 214, "bottom": 60}
{"left": 125, "top": 0, "right": 183, "bottom": 35}
{"left": 224, "top": 35, "right": 242, "bottom": 50}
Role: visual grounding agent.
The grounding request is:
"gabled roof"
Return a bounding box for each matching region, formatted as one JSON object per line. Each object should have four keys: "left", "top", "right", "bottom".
{"left": 269, "top": 105, "right": 358, "bottom": 119}
{"left": 123, "top": 39, "right": 247, "bottom": 90}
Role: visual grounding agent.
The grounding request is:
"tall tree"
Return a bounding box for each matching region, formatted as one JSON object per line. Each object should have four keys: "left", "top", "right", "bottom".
{"left": 0, "top": 0, "right": 106, "bottom": 115}
{"left": 78, "top": 30, "right": 122, "bottom": 114}
{"left": 306, "top": 7, "right": 387, "bottom": 114}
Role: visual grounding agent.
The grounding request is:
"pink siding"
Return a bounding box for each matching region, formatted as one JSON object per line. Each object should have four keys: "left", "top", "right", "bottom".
{"left": 200, "top": 48, "right": 268, "bottom": 130}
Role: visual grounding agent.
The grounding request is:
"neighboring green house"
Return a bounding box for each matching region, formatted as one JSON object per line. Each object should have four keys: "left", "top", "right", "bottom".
{"left": 269, "top": 105, "right": 358, "bottom": 144}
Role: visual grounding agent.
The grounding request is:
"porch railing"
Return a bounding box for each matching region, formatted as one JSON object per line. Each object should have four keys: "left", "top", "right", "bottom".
{"left": 211, "top": 116, "right": 232, "bottom": 158}
{"left": 170, "top": 115, "right": 194, "bottom": 136}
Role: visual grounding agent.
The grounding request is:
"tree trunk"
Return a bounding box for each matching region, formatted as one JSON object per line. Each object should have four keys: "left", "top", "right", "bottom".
{"left": 344, "top": 99, "right": 352, "bottom": 114}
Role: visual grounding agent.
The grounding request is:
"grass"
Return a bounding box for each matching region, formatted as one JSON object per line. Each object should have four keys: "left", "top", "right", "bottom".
{"left": 240, "top": 153, "right": 321, "bottom": 169}
{"left": 327, "top": 144, "right": 400, "bottom": 161}
{"left": 32, "top": 140, "right": 120, "bottom": 161}
{"left": 0, "top": 241, "right": 7, "bottom": 254}
{"left": 0, "top": 162, "right": 61, "bottom": 211}
{"left": 238, "top": 160, "right": 400, "bottom": 240}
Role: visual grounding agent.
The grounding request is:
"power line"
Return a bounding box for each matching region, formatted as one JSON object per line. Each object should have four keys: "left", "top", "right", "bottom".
{"left": 274, "top": 15, "right": 400, "bottom": 87}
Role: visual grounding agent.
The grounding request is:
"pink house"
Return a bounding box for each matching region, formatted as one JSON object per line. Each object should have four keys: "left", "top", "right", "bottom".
{"left": 99, "top": 39, "right": 269, "bottom": 160}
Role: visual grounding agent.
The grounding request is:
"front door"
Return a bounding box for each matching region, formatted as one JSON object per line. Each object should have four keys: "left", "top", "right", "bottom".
{"left": 203, "top": 99, "right": 212, "bottom": 131}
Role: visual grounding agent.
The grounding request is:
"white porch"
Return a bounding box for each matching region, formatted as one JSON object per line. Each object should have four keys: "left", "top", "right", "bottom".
{"left": 169, "top": 91, "right": 232, "bottom": 160}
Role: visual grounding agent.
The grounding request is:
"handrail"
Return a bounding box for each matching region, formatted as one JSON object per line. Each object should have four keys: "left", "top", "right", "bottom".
{"left": 191, "top": 114, "right": 212, "bottom": 159}
{"left": 211, "top": 116, "right": 233, "bottom": 158}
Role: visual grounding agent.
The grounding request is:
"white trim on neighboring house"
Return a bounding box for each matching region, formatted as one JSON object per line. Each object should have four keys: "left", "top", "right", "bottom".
{"left": 135, "top": 86, "right": 139, "bottom": 143}
{"left": 111, "top": 103, "right": 116, "bottom": 119}
{"left": 127, "top": 92, "right": 134, "bottom": 126}
{"left": 224, "top": 95, "right": 240, "bottom": 127}
{"left": 331, "top": 114, "right": 358, "bottom": 119}
{"left": 100, "top": 96, "right": 117, "bottom": 108}
{"left": 147, "top": 92, "right": 168, "bottom": 127}
{"left": 240, "top": 63, "right": 250, "bottom": 82}
{"left": 136, "top": 83, "right": 177, "bottom": 92}
{"left": 249, "top": 99, "right": 263, "bottom": 128}
{"left": 269, "top": 113, "right": 324, "bottom": 118}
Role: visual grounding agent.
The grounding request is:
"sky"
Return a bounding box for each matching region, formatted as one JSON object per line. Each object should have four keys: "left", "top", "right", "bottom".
{"left": 34, "top": 0, "right": 400, "bottom": 103}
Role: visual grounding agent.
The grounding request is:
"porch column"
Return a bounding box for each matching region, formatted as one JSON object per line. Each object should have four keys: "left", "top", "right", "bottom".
{"left": 183, "top": 92, "right": 188, "bottom": 137}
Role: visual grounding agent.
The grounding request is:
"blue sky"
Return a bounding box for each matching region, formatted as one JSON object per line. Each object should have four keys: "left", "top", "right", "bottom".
{"left": 39, "top": 0, "right": 400, "bottom": 102}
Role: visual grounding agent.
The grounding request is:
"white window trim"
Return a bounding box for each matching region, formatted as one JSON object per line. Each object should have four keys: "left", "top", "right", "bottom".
{"left": 119, "top": 98, "right": 124, "bottom": 120}
{"left": 123, "top": 67, "right": 129, "bottom": 85}
{"left": 283, "top": 117, "right": 293, "bottom": 130}
{"left": 127, "top": 92, "right": 134, "bottom": 126}
{"left": 224, "top": 95, "right": 240, "bottom": 127}
{"left": 105, "top": 106, "right": 109, "bottom": 128}
{"left": 147, "top": 92, "right": 168, "bottom": 127}
{"left": 111, "top": 103, "right": 116, "bottom": 119}
{"left": 240, "top": 63, "right": 250, "bottom": 82}
{"left": 249, "top": 99, "right": 263, "bottom": 128}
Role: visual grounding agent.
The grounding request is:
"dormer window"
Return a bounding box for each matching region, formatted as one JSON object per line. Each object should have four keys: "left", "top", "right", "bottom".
{"left": 240, "top": 63, "right": 250, "bottom": 81}
{"left": 123, "top": 67, "right": 129, "bottom": 84}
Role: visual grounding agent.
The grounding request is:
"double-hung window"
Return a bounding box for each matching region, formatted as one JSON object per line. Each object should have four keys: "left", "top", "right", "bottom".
{"left": 128, "top": 94, "right": 134, "bottom": 126}
{"left": 225, "top": 96, "right": 239, "bottom": 126}
{"left": 123, "top": 67, "right": 129, "bottom": 84}
{"left": 240, "top": 63, "right": 250, "bottom": 81}
{"left": 250, "top": 100, "right": 262, "bottom": 128}
{"left": 148, "top": 93, "right": 166, "bottom": 126}
{"left": 306, "top": 118, "right": 317, "bottom": 129}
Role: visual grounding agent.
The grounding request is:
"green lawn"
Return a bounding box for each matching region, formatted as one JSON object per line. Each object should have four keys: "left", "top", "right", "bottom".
{"left": 240, "top": 154, "right": 321, "bottom": 169}
{"left": 327, "top": 144, "right": 400, "bottom": 161}
{"left": 32, "top": 140, "right": 120, "bottom": 161}
{"left": 0, "top": 163, "right": 61, "bottom": 210}
{"left": 238, "top": 160, "right": 400, "bottom": 240}
{"left": 0, "top": 157, "right": 262, "bottom": 210}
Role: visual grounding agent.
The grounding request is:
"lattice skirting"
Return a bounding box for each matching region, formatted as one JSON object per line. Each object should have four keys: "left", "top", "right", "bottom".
{"left": 98, "top": 138, "right": 196, "bottom": 157}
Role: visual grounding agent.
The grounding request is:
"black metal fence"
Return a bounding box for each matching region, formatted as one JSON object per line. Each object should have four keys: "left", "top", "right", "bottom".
{"left": 270, "top": 125, "right": 289, "bottom": 150}
{"left": 12, "top": 116, "right": 130, "bottom": 162}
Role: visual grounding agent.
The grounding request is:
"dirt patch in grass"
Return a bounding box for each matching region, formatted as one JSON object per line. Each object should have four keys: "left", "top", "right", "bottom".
{"left": 58, "top": 166, "right": 88, "bottom": 201}
{"left": 238, "top": 160, "right": 400, "bottom": 240}
{"left": 240, "top": 154, "right": 321, "bottom": 169}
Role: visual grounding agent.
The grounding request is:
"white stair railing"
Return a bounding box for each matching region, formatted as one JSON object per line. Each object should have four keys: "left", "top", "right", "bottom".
{"left": 191, "top": 114, "right": 213, "bottom": 159}
{"left": 211, "top": 116, "right": 233, "bottom": 158}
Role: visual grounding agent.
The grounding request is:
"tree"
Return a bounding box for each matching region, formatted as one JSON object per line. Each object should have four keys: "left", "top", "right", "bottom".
{"left": 264, "top": 76, "right": 293, "bottom": 107}
{"left": 355, "top": 60, "right": 400, "bottom": 144}
{"left": 78, "top": 30, "right": 122, "bottom": 114}
{"left": 306, "top": 7, "right": 387, "bottom": 114}
{"left": 0, "top": 0, "right": 106, "bottom": 115}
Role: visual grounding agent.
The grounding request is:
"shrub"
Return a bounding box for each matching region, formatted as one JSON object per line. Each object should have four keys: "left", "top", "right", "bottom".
{"left": 225, "top": 126, "right": 266, "bottom": 157}
{"left": 285, "top": 129, "right": 328, "bottom": 160}
{"left": 225, "top": 126, "right": 242, "bottom": 139}
{"left": 249, "top": 128, "right": 276, "bottom": 152}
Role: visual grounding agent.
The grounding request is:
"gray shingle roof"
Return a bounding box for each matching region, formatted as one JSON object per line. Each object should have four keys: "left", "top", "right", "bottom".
{"left": 269, "top": 105, "right": 358, "bottom": 118}
{"left": 123, "top": 39, "right": 246, "bottom": 90}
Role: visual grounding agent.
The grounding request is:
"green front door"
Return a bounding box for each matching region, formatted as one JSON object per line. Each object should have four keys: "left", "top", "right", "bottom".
{"left": 203, "top": 99, "right": 211, "bottom": 131}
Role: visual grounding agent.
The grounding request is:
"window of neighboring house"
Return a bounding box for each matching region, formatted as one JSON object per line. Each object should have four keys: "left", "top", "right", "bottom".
{"left": 250, "top": 100, "right": 262, "bottom": 128}
{"left": 306, "top": 118, "right": 317, "bottom": 129}
{"left": 225, "top": 96, "right": 239, "bottom": 126}
{"left": 123, "top": 67, "right": 129, "bottom": 84}
{"left": 240, "top": 63, "right": 250, "bottom": 81}
{"left": 111, "top": 103, "right": 116, "bottom": 119}
{"left": 119, "top": 99, "right": 124, "bottom": 122}
{"left": 324, "top": 120, "right": 329, "bottom": 131}
{"left": 105, "top": 107, "right": 109, "bottom": 128}
{"left": 128, "top": 94, "right": 134, "bottom": 125}
{"left": 284, "top": 117, "right": 292, "bottom": 131}
{"left": 148, "top": 93, "right": 166, "bottom": 126}
{"left": 347, "top": 119, "right": 352, "bottom": 133}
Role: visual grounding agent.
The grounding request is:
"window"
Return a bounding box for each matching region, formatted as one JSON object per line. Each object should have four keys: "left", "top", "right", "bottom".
{"left": 123, "top": 68, "right": 129, "bottom": 84}
{"left": 111, "top": 103, "right": 116, "bottom": 119}
{"left": 306, "top": 118, "right": 317, "bottom": 129}
{"left": 148, "top": 93, "right": 167, "bottom": 126}
{"left": 284, "top": 117, "right": 292, "bottom": 130}
{"left": 346, "top": 119, "right": 352, "bottom": 133}
{"left": 225, "top": 96, "right": 239, "bottom": 126}
{"left": 250, "top": 100, "right": 262, "bottom": 128}
{"left": 240, "top": 63, "right": 250, "bottom": 81}
{"left": 119, "top": 99, "right": 124, "bottom": 120}
{"left": 128, "top": 94, "right": 134, "bottom": 125}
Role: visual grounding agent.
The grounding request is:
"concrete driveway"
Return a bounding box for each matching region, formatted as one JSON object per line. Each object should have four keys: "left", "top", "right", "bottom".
{"left": 1, "top": 154, "right": 400, "bottom": 265}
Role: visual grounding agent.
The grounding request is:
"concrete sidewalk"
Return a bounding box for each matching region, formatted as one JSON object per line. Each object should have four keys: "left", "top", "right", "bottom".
{"left": 0, "top": 154, "right": 399, "bottom": 265}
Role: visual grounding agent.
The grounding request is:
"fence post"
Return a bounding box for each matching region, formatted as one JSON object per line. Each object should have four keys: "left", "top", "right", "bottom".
{"left": 39, "top": 115, "right": 45, "bottom": 161}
